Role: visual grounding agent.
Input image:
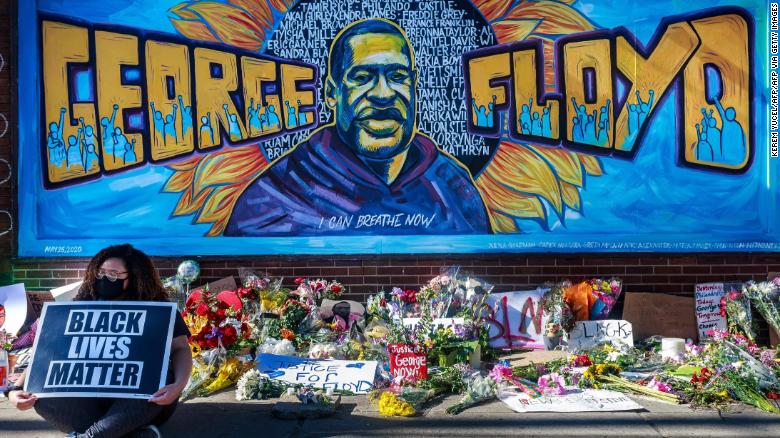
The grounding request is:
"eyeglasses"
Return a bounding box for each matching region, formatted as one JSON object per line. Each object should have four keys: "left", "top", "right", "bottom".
{"left": 96, "top": 270, "right": 128, "bottom": 282}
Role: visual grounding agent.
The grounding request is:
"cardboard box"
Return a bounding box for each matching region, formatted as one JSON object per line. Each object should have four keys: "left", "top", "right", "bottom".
{"left": 192, "top": 276, "right": 237, "bottom": 294}
{"left": 622, "top": 292, "right": 698, "bottom": 342}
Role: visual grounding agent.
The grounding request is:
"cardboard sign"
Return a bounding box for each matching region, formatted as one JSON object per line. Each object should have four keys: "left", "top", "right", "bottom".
{"left": 694, "top": 283, "right": 739, "bottom": 340}
{"left": 27, "top": 291, "right": 54, "bottom": 318}
{"left": 622, "top": 293, "right": 697, "bottom": 342}
{"left": 25, "top": 302, "right": 176, "bottom": 399}
{"left": 388, "top": 344, "right": 427, "bottom": 382}
{"left": 499, "top": 388, "right": 643, "bottom": 413}
{"left": 568, "top": 320, "right": 633, "bottom": 351}
{"left": 485, "top": 288, "right": 549, "bottom": 349}
{"left": 0, "top": 284, "right": 28, "bottom": 336}
{"left": 193, "top": 276, "right": 237, "bottom": 294}
{"left": 257, "top": 353, "right": 377, "bottom": 394}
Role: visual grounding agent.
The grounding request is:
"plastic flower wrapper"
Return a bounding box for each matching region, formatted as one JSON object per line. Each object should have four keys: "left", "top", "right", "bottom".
{"left": 366, "top": 291, "right": 392, "bottom": 322}
{"left": 724, "top": 286, "right": 755, "bottom": 342}
{"left": 195, "top": 356, "right": 251, "bottom": 398}
{"left": 257, "top": 337, "right": 296, "bottom": 356}
{"left": 163, "top": 276, "right": 185, "bottom": 310}
{"left": 181, "top": 346, "right": 225, "bottom": 400}
{"left": 445, "top": 372, "right": 499, "bottom": 415}
{"left": 717, "top": 340, "right": 778, "bottom": 389}
{"left": 743, "top": 280, "right": 780, "bottom": 335}
{"left": 588, "top": 278, "right": 623, "bottom": 320}
{"left": 235, "top": 369, "right": 289, "bottom": 401}
{"left": 364, "top": 320, "right": 391, "bottom": 343}
{"left": 540, "top": 282, "right": 572, "bottom": 332}
{"left": 308, "top": 342, "right": 340, "bottom": 359}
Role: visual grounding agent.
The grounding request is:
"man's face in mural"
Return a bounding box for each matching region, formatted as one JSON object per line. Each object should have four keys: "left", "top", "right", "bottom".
{"left": 0, "top": 304, "right": 5, "bottom": 329}
{"left": 326, "top": 31, "right": 417, "bottom": 160}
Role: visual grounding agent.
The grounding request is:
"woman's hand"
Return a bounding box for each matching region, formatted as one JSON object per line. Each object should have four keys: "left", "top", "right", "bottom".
{"left": 148, "top": 383, "right": 184, "bottom": 405}
{"left": 9, "top": 390, "right": 37, "bottom": 410}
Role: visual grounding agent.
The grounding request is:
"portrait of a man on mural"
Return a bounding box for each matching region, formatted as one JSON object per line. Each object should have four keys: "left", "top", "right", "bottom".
{"left": 224, "top": 19, "right": 490, "bottom": 236}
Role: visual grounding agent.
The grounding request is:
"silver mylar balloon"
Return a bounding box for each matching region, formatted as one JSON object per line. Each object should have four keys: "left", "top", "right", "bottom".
{"left": 176, "top": 259, "right": 200, "bottom": 285}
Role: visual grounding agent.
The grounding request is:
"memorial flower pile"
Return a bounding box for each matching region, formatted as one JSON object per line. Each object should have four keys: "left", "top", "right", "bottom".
{"left": 171, "top": 267, "right": 780, "bottom": 419}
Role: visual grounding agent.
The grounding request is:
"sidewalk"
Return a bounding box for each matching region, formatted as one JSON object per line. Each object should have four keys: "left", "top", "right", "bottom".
{"left": 3, "top": 351, "right": 780, "bottom": 437}
{"left": 3, "top": 390, "right": 780, "bottom": 438}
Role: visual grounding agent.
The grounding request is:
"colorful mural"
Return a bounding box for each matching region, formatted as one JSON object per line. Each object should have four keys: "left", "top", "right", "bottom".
{"left": 17, "top": 0, "right": 778, "bottom": 256}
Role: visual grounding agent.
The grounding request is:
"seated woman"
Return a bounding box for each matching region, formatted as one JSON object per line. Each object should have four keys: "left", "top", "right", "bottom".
{"left": 6, "top": 244, "right": 193, "bottom": 438}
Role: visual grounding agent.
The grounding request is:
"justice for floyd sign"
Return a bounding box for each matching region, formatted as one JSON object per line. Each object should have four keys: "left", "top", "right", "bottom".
{"left": 25, "top": 302, "right": 176, "bottom": 398}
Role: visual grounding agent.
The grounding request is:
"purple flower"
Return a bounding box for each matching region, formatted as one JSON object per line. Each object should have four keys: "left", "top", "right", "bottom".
{"left": 489, "top": 364, "right": 512, "bottom": 384}
{"left": 761, "top": 350, "right": 778, "bottom": 368}
{"left": 646, "top": 377, "right": 672, "bottom": 393}
{"left": 538, "top": 373, "right": 567, "bottom": 396}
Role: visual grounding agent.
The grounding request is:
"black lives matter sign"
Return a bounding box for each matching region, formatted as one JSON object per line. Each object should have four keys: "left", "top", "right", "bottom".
{"left": 25, "top": 302, "right": 176, "bottom": 398}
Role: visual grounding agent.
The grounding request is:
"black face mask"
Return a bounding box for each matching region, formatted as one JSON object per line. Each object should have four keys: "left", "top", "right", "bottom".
{"left": 95, "top": 277, "right": 126, "bottom": 300}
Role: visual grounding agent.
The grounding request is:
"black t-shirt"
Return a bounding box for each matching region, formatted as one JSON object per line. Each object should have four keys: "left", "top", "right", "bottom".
{"left": 166, "top": 311, "right": 190, "bottom": 385}
{"left": 172, "top": 311, "right": 191, "bottom": 339}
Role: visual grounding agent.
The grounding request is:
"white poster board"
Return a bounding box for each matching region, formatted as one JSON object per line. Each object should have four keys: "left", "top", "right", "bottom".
{"left": 51, "top": 281, "right": 82, "bottom": 302}
{"left": 498, "top": 388, "right": 643, "bottom": 413}
{"left": 485, "top": 288, "right": 549, "bottom": 349}
{"left": 257, "top": 353, "right": 377, "bottom": 394}
{"left": 567, "top": 320, "right": 633, "bottom": 351}
{"left": 0, "top": 283, "right": 28, "bottom": 335}
{"left": 694, "top": 283, "right": 732, "bottom": 340}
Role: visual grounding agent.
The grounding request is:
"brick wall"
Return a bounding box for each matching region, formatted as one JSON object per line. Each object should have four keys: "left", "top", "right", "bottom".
{"left": 14, "top": 254, "right": 780, "bottom": 301}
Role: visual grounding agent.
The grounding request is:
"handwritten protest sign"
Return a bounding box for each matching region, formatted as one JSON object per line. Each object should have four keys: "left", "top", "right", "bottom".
{"left": 485, "top": 288, "right": 549, "bottom": 349}
{"left": 567, "top": 320, "right": 633, "bottom": 351}
{"left": 388, "top": 344, "right": 427, "bottom": 382}
{"left": 498, "top": 388, "right": 643, "bottom": 413}
{"left": 25, "top": 302, "right": 176, "bottom": 398}
{"left": 695, "top": 283, "right": 737, "bottom": 340}
{"left": 257, "top": 354, "right": 377, "bottom": 394}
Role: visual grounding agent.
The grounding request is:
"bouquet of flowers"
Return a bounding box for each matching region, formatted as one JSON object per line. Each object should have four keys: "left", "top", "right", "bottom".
{"left": 723, "top": 286, "right": 755, "bottom": 342}
{"left": 183, "top": 290, "right": 253, "bottom": 355}
{"left": 743, "top": 279, "right": 780, "bottom": 334}
{"left": 293, "top": 278, "right": 344, "bottom": 307}
{"left": 540, "top": 281, "right": 575, "bottom": 333}
{"left": 588, "top": 278, "right": 623, "bottom": 320}
{"left": 235, "top": 369, "right": 289, "bottom": 400}
{"left": 0, "top": 329, "right": 15, "bottom": 351}
{"left": 445, "top": 373, "right": 499, "bottom": 415}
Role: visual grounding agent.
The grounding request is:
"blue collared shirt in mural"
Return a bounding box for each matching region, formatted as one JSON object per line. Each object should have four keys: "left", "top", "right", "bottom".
{"left": 224, "top": 127, "right": 490, "bottom": 236}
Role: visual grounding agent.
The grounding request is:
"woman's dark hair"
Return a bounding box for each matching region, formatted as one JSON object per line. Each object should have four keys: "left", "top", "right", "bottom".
{"left": 75, "top": 244, "right": 169, "bottom": 301}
